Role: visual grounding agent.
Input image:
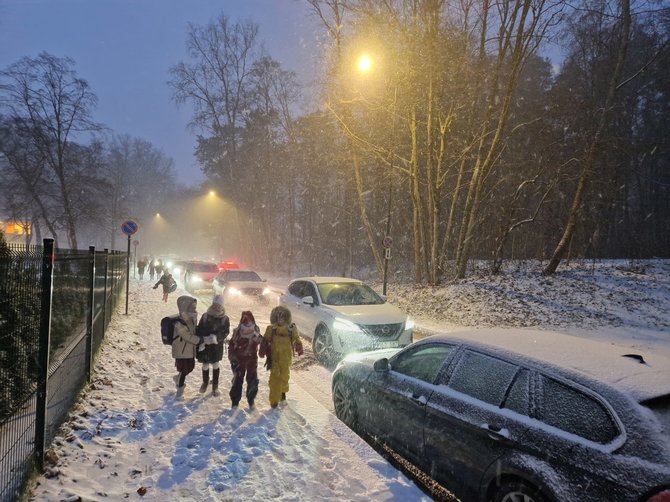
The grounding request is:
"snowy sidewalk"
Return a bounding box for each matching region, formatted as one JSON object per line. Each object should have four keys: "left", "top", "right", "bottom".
{"left": 27, "top": 279, "right": 428, "bottom": 501}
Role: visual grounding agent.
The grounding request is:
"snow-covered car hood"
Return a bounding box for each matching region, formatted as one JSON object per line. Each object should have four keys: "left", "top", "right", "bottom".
{"left": 326, "top": 303, "right": 408, "bottom": 325}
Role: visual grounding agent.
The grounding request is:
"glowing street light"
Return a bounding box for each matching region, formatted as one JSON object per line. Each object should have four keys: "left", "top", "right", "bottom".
{"left": 357, "top": 54, "right": 373, "bottom": 74}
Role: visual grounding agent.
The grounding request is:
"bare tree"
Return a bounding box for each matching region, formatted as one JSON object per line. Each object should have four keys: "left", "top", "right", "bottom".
{"left": 0, "top": 52, "right": 101, "bottom": 250}
{"left": 544, "top": 0, "right": 631, "bottom": 274}
{"left": 168, "top": 14, "right": 261, "bottom": 188}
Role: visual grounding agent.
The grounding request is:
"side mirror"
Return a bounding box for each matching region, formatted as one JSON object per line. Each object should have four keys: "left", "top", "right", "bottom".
{"left": 302, "top": 295, "right": 314, "bottom": 306}
{"left": 373, "top": 358, "right": 389, "bottom": 372}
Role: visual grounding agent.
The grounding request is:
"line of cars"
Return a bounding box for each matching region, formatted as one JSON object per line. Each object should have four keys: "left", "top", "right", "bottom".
{"left": 274, "top": 275, "right": 669, "bottom": 502}
{"left": 163, "top": 258, "right": 273, "bottom": 304}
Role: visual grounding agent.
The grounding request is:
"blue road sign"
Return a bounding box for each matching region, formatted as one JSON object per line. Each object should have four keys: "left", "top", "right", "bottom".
{"left": 121, "top": 219, "right": 139, "bottom": 235}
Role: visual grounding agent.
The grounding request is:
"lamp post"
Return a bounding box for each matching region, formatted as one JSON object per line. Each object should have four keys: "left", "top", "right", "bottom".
{"left": 356, "top": 53, "right": 395, "bottom": 295}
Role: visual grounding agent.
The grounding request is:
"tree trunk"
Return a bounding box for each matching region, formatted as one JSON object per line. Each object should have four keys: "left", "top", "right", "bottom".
{"left": 544, "top": 0, "right": 631, "bottom": 275}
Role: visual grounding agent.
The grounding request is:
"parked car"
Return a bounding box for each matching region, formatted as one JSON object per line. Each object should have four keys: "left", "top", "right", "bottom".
{"left": 213, "top": 269, "right": 271, "bottom": 303}
{"left": 183, "top": 261, "right": 219, "bottom": 293}
{"left": 278, "top": 276, "right": 413, "bottom": 362}
{"left": 331, "top": 329, "right": 670, "bottom": 502}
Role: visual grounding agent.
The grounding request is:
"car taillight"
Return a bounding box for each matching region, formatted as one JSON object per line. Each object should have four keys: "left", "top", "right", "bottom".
{"left": 647, "top": 489, "right": 670, "bottom": 502}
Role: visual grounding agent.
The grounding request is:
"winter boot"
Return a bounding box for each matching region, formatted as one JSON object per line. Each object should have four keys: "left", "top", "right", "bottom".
{"left": 173, "top": 373, "right": 181, "bottom": 389}
{"left": 199, "top": 369, "right": 209, "bottom": 393}
{"left": 281, "top": 392, "right": 287, "bottom": 401}
{"left": 211, "top": 368, "right": 220, "bottom": 396}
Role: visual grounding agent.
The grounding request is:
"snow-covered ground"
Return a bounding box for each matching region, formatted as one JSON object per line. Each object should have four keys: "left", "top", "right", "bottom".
{"left": 26, "top": 259, "right": 670, "bottom": 501}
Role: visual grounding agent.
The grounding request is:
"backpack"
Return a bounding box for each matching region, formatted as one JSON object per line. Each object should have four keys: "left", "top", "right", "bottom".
{"left": 160, "top": 315, "right": 186, "bottom": 345}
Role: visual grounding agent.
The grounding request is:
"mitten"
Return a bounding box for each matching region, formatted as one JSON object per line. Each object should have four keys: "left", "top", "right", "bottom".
{"left": 152, "top": 285, "right": 158, "bottom": 289}
{"left": 264, "top": 353, "right": 272, "bottom": 370}
{"left": 198, "top": 343, "right": 206, "bottom": 352}
{"left": 259, "top": 339, "right": 268, "bottom": 358}
{"left": 294, "top": 342, "right": 304, "bottom": 356}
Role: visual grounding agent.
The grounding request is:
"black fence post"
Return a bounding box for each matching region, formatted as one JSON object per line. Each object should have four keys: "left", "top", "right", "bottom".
{"left": 34, "top": 238, "right": 54, "bottom": 466}
{"left": 85, "top": 246, "right": 95, "bottom": 381}
{"left": 103, "top": 249, "right": 109, "bottom": 331}
{"left": 125, "top": 235, "right": 130, "bottom": 315}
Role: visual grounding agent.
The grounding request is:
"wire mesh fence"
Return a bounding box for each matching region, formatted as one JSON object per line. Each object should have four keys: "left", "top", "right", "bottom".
{"left": 0, "top": 239, "right": 126, "bottom": 501}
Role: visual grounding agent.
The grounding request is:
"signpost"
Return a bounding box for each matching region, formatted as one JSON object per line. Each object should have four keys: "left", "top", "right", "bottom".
{"left": 121, "top": 220, "right": 139, "bottom": 315}
{"left": 382, "top": 236, "right": 393, "bottom": 295}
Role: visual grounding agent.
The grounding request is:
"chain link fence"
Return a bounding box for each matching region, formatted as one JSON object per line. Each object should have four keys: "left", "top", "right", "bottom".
{"left": 0, "top": 239, "right": 126, "bottom": 501}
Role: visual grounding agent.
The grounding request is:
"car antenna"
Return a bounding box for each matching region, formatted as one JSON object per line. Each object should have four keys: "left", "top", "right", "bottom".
{"left": 621, "top": 354, "right": 648, "bottom": 365}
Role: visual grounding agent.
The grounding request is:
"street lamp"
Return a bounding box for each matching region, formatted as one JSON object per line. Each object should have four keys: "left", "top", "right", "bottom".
{"left": 357, "top": 54, "right": 373, "bottom": 74}
{"left": 355, "top": 52, "right": 395, "bottom": 295}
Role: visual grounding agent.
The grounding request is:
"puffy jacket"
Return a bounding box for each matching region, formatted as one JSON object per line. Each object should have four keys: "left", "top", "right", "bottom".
{"left": 196, "top": 306, "right": 230, "bottom": 363}
{"left": 172, "top": 295, "right": 201, "bottom": 359}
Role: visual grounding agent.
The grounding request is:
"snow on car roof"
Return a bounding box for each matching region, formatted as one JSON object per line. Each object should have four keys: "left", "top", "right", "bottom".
{"left": 295, "top": 276, "right": 362, "bottom": 284}
{"left": 429, "top": 328, "right": 670, "bottom": 402}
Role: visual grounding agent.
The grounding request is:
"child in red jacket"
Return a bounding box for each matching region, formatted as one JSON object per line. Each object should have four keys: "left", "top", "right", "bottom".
{"left": 227, "top": 311, "right": 263, "bottom": 408}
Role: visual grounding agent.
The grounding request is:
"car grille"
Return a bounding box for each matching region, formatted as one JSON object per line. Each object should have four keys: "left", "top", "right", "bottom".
{"left": 240, "top": 287, "right": 264, "bottom": 296}
{"left": 359, "top": 323, "right": 404, "bottom": 339}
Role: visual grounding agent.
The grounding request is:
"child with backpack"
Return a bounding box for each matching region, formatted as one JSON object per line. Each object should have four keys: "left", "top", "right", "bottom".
{"left": 260, "top": 306, "right": 303, "bottom": 408}
{"left": 228, "top": 310, "right": 263, "bottom": 408}
{"left": 195, "top": 294, "right": 230, "bottom": 396}
{"left": 153, "top": 272, "right": 177, "bottom": 302}
{"left": 172, "top": 295, "right": 202, "bottom": 397}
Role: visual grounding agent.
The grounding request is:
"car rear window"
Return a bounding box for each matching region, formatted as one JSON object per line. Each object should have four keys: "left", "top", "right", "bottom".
{"left": 539, "top": 376, "right": 619, "bottom": 444}
{"left": 192, "top": 263, "right": 218, "bottom": 273}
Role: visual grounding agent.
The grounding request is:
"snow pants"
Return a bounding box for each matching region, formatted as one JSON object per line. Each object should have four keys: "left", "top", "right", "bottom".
{"left": 230, "top": 357, "right": 259, "bottom": 405}
{"left": 268, "top": 359, "right": 291, "bottom": 406}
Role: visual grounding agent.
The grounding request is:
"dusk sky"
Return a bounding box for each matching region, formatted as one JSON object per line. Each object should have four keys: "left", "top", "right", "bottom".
{"left": 0, "top": 0, "right": 322, "bottom": 185}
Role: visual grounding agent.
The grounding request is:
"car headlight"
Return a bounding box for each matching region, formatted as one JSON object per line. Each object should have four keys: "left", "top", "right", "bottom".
{"left": 228, "top": 287, "right": 241, "bottom": 296}
{"left": 173, "top": 266, "right": 182, "bottom": 274}
{"left": 333, "top": 317, "right": 363, "bottom": 334}
{"left": 405, "top": 317, "right": 415, "bottom": 330}
{"left": 262, "top": 287, "right": 271, "bottom": 295}
{"left": 192, "top": 275, "right": 202, "bottom": 283}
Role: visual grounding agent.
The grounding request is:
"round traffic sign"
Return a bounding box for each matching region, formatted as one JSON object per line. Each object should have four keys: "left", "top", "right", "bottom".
{"left": 121, "top": 220, "right": 139, "bottom": 235}
{"left": 382, "top": 236, "right": 393, "bottom": 248}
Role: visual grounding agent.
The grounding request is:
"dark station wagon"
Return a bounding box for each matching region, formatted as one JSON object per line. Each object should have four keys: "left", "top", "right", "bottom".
{"left": 332, "top": 329, "right": 670, "bottom": 502}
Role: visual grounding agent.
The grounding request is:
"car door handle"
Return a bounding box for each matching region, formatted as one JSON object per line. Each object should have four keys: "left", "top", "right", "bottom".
{"left": 410, "top": 394, "right": 427, "bottom": 405}
{"left": 483, "top": 424, "right": 509, "bottom": 440}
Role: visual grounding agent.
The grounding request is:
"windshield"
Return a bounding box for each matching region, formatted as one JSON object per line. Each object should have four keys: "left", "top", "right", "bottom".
{"left": 318, "top": 283, "right": 384, "bottom": 306}
{"left": 227, "top": 271, "right": 262, "bottom": 282}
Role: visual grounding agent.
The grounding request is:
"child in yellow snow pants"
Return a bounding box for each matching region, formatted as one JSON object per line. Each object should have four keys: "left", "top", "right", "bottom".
{"left": 261, "top": 306, "right": 303, "bottom": 408}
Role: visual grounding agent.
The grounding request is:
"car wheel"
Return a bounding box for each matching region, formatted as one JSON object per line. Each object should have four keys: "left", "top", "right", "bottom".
{"left": 313, "top": 328, "right": 335, "bottom": 363}
{"left": 332, "top": 378, "right": 357, "bottom": 429}
{"left": 494, "top": 480, "right": 548, "bottom": 502}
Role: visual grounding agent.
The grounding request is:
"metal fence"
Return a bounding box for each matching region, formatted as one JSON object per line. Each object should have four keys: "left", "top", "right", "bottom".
{"left": 0, "top": 238, "right": 126, "bottom": 502}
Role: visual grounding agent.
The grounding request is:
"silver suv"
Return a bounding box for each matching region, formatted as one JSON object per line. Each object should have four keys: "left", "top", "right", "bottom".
{"left": 278, "top": 276, "right": 413, "bottom": 362}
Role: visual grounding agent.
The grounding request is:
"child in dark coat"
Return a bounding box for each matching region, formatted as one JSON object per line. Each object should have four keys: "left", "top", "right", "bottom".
{"left": 228, "top": 311, "right": 263, "bottom": 408}
{"left": 195, "top": 295, "right": 230, "bottom": 396}
{"left": 153, "top": 272, "right": 176, "bottom": 302}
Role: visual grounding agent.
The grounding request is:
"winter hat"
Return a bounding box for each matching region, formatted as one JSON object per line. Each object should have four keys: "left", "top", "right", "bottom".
{"left": 240, "top": 310, "right": 256, "bottom": 325}
{"left": 212, "top": 294, "right": 224, "bottom": 306}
